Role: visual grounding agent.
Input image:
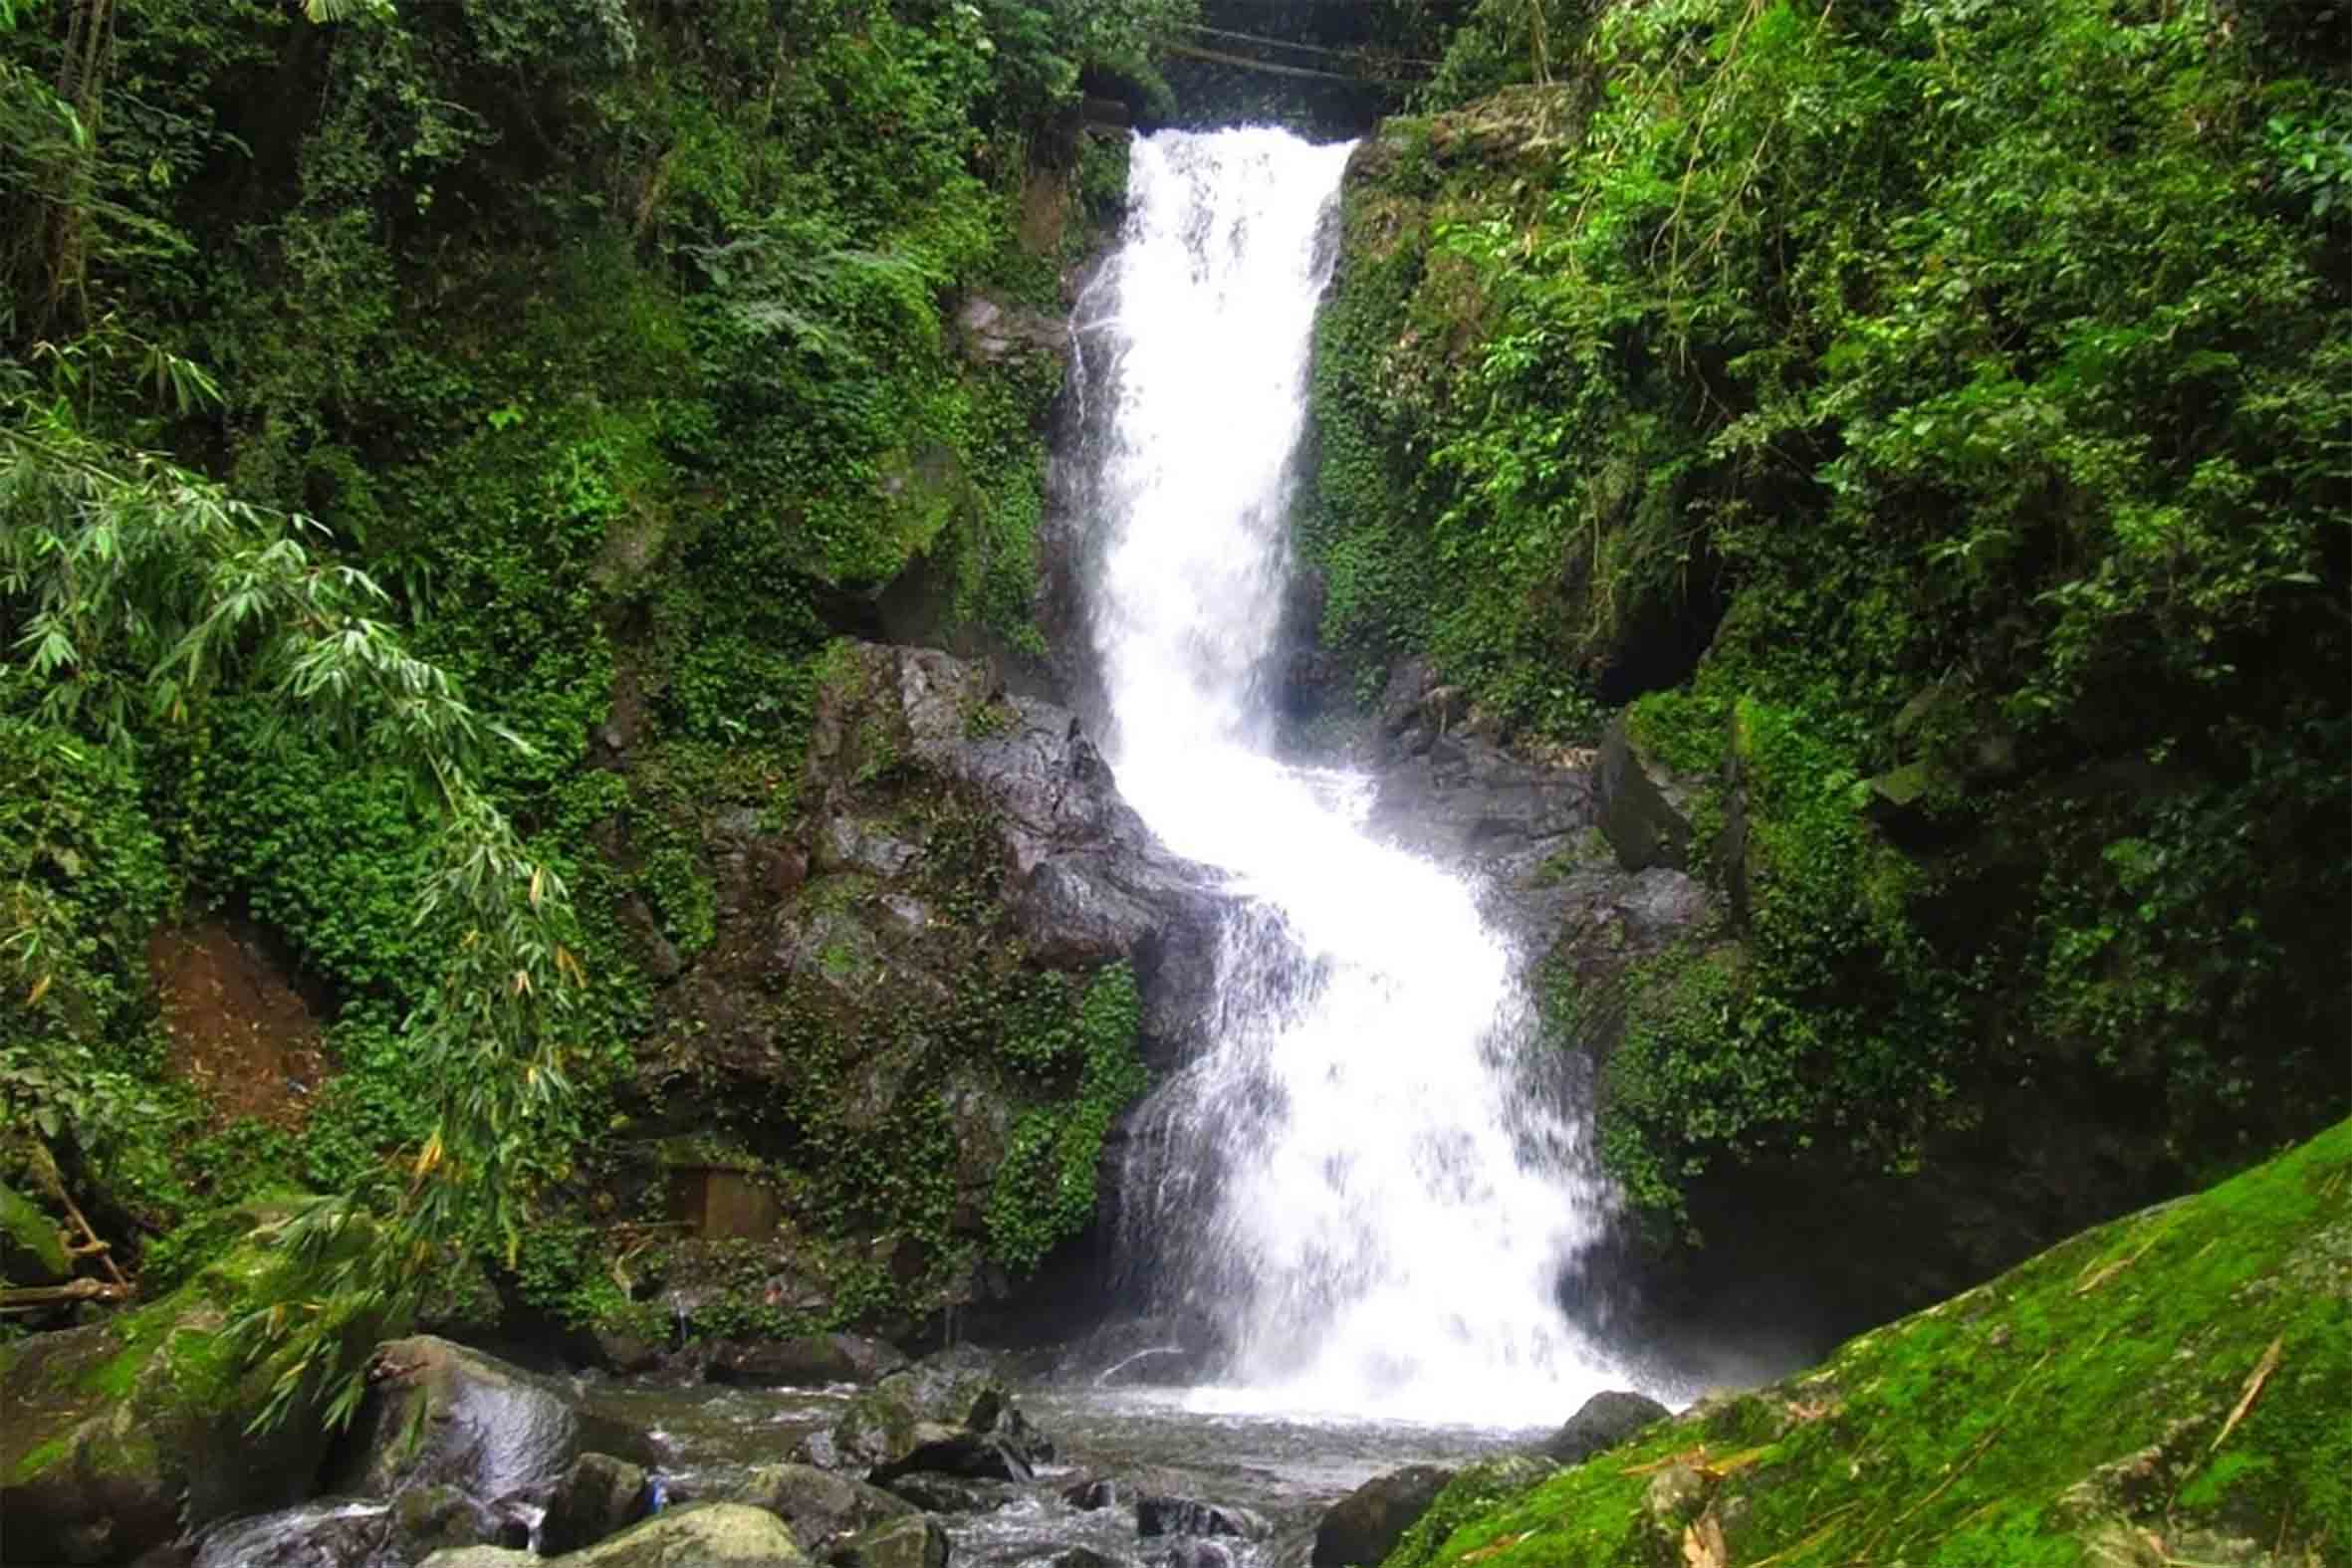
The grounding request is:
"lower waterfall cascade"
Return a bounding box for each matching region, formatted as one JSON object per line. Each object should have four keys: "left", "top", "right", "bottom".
{"left": 1073, "top": 125, "right": 1659, "bottom": 1425}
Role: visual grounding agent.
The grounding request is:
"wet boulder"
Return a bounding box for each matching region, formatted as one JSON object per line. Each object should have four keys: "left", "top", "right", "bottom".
{"left": 329, "top": 1335, "right": 581, "bottom": 1500}
{"left": 1060, "top": 1476, "right": 1122, "bottom": 1511}
{"left": 883, "top": 1473, "right": 1015, "bottom": 1513}
{"left": 1310, "top": 1464, "right": 1457, "bottom": 1568}
{"left": 425, "top": 1503, "right": 806, "bottom": 1567}
{"left": 192, "top": 1499, "right": 397, "bottom": 1568}
{"left": 541, "top": 1454, "right": 651, "bottom": 1556}
{"left": 0, "top": 1296, "right": 326, "bottom": 1565}
{"left": 829, "top": 1350, "right": 1045, "bottom": 1483}
{"left": 1135, "top": 1496, "right": 1271, "bottom": 1541}
{"left": 824, "top": 1513, "right": 950, "bottom": 1568}
{"left": 1538, "top": 1390, "right": 1672, "bottom": 1467}
{"left": 729, "top": 1463, "right": 918, "bottom": 1553}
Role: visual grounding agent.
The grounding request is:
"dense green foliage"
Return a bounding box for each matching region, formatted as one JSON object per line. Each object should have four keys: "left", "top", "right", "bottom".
{"left": 1305, "top": 0, "right": 2350, "bottom": 1228}
{"left": 0, "top": 0, "right": 1179, "bottom": 1383}
{"left": 1376, "top": 1118, "right": 2352, "bottom": 1566}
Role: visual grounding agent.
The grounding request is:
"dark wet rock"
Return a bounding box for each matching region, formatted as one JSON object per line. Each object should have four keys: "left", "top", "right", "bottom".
{"left": 1042, "top": 1550, "right": 1120, "bottom": 1568}
{"left": 1060, "top": 1476, "right": 1122, "bottom": 1511}
{"left": 1143, "top": 1542, "right": 1235, "bottom": 1568}
{"left": 1593, "top": 716, "right": 1693, "bottom": 873}
{"left": 541, "top": 1454, "right": 650, "bottom": 1556}
{"left": 810, "top": 646, "right": 1227, "bottom": 972}
{"left": 707, "top": 1333, "right": 904, "bottom": 1389}
{"left": 390, "top": 1484, "right": 507, "bottom": 1559}
{"left": 884, "top": 1473, "right": 1016, "bottom": 1513}
{"left": 957, "top": 294, "right": 1069, "bottom": 365}
{"left": 584, "top": 1328, "right": 664, "bottom": 1377}
{"left": 730, "top": 1464, "right": 918, "bottom": 1553}
{"left": 1539, "top": 1390, "right": 1672, "bottom": 1467}
{"left": 1135, "top": 1496, "right": 1271, "bottom": 1541}
{"left": 0, "top": 1298, "right": 326, "bottom": 1566}
{"left": 192, "top": 1499, "right": 393, "bottom": 1568}
{"left": 1310, "top": 1464, "right": 1456, "bottom": 1568}
{"left": 831, "top": 1350, "right": 1045, "bottom": 1483}
{"left": 824, "top": 1513, "right": 950, "bottom": 1568}
{"left": 330, "top": 1335, "right": 580, "bottom": 1501}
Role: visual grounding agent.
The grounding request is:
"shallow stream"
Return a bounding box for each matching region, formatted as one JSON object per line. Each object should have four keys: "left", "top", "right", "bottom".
{"left": 577, "top": 1376, "right": 1548, "bottom": 1568}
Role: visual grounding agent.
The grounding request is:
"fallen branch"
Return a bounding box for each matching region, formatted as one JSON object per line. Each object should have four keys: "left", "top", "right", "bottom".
{"left": 2211, "top": 1336, "right": 2283, "bottom": 1456}
{"left": 1, "top": 1276, "right": 130, "bottom": 1310}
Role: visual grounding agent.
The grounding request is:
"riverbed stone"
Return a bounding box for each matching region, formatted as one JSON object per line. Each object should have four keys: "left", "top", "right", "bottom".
{"left": 426, "top": 1503, "right": 808, "bottom": 1567}
{"left": 1310, "top": 1464, "right": 1456, "bottom": 1568}
{"left": 192, "top": 1498, "right": 394, "bottom": 1568}
{"left": 541, "top": 1453, "right": 650, "bottom": 1556}
{"left": 329, "top": 1335, "right": 580, "bottom": 1501}
{"left": 1135, "top": 1496, "right": 1271, "bottom": 1540}
{"left": 830, "top": 1350, "right": 1046, "bottom": 1482}
{"left": 1539, "top": 1390, "right": 1672, "bottom": 1466}
{"left": 824, "top": 1513, "right": 950, "bottom": 1568}
{"left": 729, "top": 1463, "right": 917, "bottom": 1552}
{"left": 884, "top": 1473, "right": 1015, "bottom": 1513}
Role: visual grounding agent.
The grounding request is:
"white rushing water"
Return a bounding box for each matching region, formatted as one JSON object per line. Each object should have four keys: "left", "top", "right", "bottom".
{"left": 1077, "top": 128, "right": 1639, "bottom": 1426}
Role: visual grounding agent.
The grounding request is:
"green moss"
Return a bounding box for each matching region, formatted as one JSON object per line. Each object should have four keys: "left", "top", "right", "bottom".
{"left": 1388, "top": 1121, "right": 2352, "bottom": 1568}
{"left": 1326, "top": 0, "right": 2351, "bottom": 1222}
{"left": 0, "top": 1181, "right": 70, "bottom": 1283}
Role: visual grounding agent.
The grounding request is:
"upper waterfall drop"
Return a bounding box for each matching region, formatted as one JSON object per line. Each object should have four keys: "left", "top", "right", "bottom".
{"left": 1074, "top": 126, "right": 1642, "bottom": 1426}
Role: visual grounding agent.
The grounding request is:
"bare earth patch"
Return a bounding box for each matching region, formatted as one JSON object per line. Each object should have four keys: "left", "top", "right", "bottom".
{"left": 147, "top": 922, "right": 329, "bottom": 1132}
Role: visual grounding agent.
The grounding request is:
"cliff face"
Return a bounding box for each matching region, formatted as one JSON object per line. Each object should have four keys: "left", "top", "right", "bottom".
{"left": 1296, "top": 4, "right": 2351, "bottom": 1355}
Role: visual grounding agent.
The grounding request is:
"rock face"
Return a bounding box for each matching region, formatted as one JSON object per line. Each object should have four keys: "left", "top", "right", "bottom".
{"left": 329, "top": 1336, "right": 581, "bottom": 1501}
{"left": 1311, "top": 1465, "right": 1457, "bottom": 1568}
{"left": 1357, "top": 662, "right": 1715, "bottom": 974}
{"left": 1537, "top": 1391, "right": 1671, "bottom": 1467}
{"left": 612, "top": 641, "right": 1231, "bottom": 1340}
{"left": 0, "top": 1297, "right": 325, "bottom": 1565}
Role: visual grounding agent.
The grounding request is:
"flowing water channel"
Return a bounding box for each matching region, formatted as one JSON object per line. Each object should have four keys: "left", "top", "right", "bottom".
{"left": 1073, "top": 130, "right": 1646, "bottom": 1427}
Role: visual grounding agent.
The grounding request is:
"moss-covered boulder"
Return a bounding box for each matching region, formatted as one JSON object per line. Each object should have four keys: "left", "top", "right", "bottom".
{"left": 424, "top": 1502, "right": 807, "bottom": 1567}
{"left": 1382, "top": 1120, "right": 2352, "bottom": 1568}
{"left": 0, "top": 1273, "right": 327, "bottom": 1564}
{"left": 725, "top": 1462, "right": 917, "bottom": 1554}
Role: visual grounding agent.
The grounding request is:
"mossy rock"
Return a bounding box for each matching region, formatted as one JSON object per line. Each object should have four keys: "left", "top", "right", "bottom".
{"left": 424, "top": 1501, "right": 806, "bottom": 1567}
{"left": 0, "top": 1280, "right": 327, "bottom": 1563}
{"left": 1383, "top": 1119, "right": 2352, "bottom": 1568}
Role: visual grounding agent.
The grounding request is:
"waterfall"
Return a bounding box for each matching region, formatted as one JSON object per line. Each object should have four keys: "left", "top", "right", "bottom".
{"left": 1073, "top": 127, "right": 1640, "bottom": 1426}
